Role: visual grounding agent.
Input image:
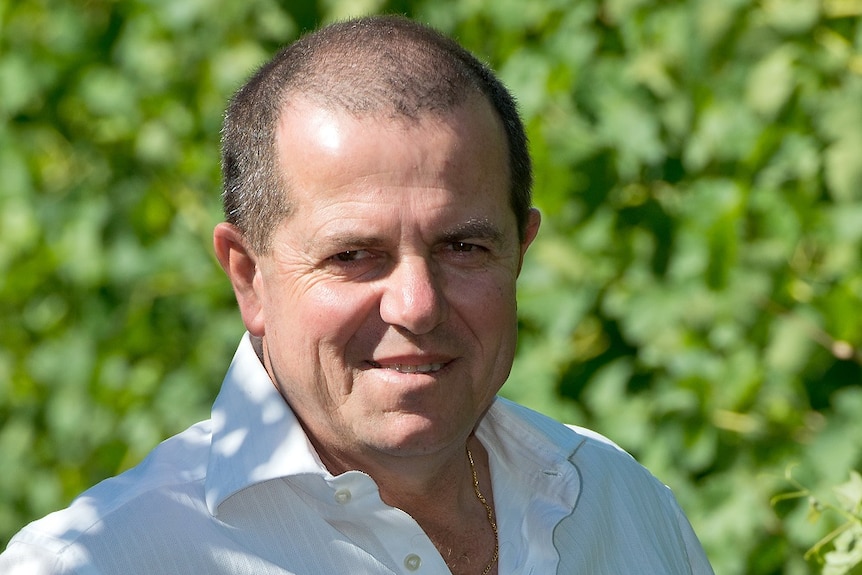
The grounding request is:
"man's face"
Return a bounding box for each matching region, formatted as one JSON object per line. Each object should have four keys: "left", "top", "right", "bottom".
{"left": 226, "top": 95, "right": 539, "bottom": 467}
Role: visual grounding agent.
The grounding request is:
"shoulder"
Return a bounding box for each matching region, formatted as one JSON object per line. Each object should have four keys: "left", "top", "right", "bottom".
{"left": 489, "top": 401, "right": 712, "bottom": 573}
{"left": 1, "top": 420, "right": 213, "bottom": 569}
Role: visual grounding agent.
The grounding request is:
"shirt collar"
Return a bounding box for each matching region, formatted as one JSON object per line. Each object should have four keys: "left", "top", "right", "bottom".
{"left": 476, "top": 397, "right": 586, "bottom": 572}
{"left": 476, "top": 396, "right": 585, "bottom": 513}
{"left": 477, "top": 396, "right": 588, "bottom": 467}
{"left": 205, "top": 333, "right": 327, "bottom": 515}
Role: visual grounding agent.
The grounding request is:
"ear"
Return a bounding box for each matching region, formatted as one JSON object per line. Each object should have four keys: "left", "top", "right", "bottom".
{"left": 213, "top": 222, "right": 266, "bottom": 337}
{"left": 517, "top": 208, "right": 541, "bottom": 275}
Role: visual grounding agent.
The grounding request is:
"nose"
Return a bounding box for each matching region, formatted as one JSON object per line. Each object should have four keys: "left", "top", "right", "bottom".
{"left": 379, "top": 256, "right": 447, "bottom": 335}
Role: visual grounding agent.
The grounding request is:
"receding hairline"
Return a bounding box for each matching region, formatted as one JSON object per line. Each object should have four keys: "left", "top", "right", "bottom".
{"left": 273, "top": 22, "right": 483, "bottom": 119}
{"left": 274, "top": 82, "right": 501, "bottom": 136}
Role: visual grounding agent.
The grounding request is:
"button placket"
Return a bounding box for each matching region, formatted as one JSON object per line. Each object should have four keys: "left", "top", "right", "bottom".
{"left": 321, "top": 471, "right": 448, "bottom": 574}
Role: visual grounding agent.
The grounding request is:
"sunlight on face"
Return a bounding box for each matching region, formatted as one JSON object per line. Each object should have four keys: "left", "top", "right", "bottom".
{"left": 313, "top": 112, "right": 344, "bottom": 153}
{"left": 251, "top": 94, "right": 539, "bottom": 471}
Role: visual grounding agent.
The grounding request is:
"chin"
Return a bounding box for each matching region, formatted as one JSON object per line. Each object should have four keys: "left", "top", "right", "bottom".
{"left": 369, "top": 415, "right": 469, "bottom": 456}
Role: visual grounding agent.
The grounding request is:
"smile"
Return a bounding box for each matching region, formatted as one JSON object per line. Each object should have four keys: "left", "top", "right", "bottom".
{"left": 367, "top": 361, "right": 445, "bottom": 374}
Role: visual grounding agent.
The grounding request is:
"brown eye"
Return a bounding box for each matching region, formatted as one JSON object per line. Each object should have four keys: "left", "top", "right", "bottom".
{"left": 451, "top": 242, "right": 475, "bottom": 252}
{"left": 332, "top": 250, "right": 367, "bottom": 262}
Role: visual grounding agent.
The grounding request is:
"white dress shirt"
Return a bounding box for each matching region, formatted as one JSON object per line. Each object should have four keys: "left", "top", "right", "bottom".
{"left": 0, "top": 334, "right": 713, "bottom": 574}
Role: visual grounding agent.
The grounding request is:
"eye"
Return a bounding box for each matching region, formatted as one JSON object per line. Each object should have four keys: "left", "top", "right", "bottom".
{"left": 439, "top": 241, "right": 491, "bottom": 267}
{"left": 448, "top": 241, "right": 490, "bottom": 254}
{"left": 323, "top": 249, "right": 384, "bottom": 278}
{"left": 450, "top": 242, "right": 476, "bottom": 252}
{"left": 330, "top": 250, "right": 371, "bottom": 263}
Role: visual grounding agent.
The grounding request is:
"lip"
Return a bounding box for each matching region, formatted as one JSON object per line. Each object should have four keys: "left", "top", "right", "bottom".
{"left": 367, "top": 360, "right": 446, "bottom": 374}
{"left": 365, "top": 355, "right": 453, "bottom": 374}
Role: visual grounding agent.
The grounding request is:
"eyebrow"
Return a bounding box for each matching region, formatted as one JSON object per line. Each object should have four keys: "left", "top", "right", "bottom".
{"left": 439, "top": 218, "right": 506, "bottom": 245}
{"left": 308, "top": 234, "right": 384, "bottom": 253}
{"left": 309, "top": 217, "right": 508, "bottom": 253}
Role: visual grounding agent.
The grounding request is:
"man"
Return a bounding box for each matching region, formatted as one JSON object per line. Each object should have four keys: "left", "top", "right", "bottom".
{"left": 0, "top": 15, "right": 713, "bottom": 575}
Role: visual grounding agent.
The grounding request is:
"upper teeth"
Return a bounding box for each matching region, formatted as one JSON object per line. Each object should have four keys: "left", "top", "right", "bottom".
{"left": 371, "top": 362, "right": 444, "bottom": 373}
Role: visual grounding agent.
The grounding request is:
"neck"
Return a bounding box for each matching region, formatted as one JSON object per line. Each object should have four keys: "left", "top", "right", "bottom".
{"left": 313, "top": 433, "right": 478, "bottom": 513}
{"left": 314, "top": 431, "right": 498, "bottom": 575}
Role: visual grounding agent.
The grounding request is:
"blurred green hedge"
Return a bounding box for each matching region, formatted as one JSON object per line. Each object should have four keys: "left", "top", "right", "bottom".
{"left": 2, "top": 1, "right": 861, "bottom": 573}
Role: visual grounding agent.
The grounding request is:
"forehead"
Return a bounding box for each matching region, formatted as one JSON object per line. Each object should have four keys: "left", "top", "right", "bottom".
{"left": 274, "top": 95, "right": 513, "bottom": 231}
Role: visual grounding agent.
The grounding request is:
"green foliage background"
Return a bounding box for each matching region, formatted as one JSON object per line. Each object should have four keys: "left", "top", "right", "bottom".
{"left": 2, "top": 0, "right": 861, "bottom": 573}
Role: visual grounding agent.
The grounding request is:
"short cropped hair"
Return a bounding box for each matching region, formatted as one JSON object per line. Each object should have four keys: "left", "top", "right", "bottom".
{"left": 221, "top": 14, "right": 532, "bottom": 253}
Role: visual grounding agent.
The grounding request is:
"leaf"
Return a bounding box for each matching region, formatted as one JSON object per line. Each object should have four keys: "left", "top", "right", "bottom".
{"left": 833, "top": 471, "right": 862, "bottom": 515}
{"left": 746, "top": 46, "right": 797, "bottom": 119}
{"left": 825, "top": 137, "right": 862, "bottom": 203}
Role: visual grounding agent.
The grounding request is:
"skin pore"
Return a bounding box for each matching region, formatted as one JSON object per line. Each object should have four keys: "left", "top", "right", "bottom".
{"left": 214, "top": 93, "right": 540, "bottom": 574}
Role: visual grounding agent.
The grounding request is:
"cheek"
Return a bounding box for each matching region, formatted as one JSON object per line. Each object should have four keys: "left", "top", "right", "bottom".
{"left": 451, "top": 272, "right": 517, "bottom": 320}
{"left": 273, "top": 282, "right": 380, "bottom": 346}
{"left": 448, "top": 276, "right": 520, "bottom": 367}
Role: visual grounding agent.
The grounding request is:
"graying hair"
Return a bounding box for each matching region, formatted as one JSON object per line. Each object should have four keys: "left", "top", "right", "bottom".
{"left": 221, "top": 15, "right": 532, "bottom": 253}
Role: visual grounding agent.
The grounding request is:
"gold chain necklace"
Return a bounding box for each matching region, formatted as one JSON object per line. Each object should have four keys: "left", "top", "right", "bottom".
{"left": 466, "top": 445, "right": 499, "bottom": 575}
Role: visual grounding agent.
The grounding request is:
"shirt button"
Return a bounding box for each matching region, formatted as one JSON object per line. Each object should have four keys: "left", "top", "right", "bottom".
{"left": 333, "top": 489, "right": 352, "bottom": 504}
{"left": 404, "top": 553, "right": 421, "bottom": 571}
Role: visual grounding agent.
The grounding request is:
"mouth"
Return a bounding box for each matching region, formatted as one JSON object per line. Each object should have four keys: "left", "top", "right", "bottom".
{"left": 367, "top": 360, "right": 446, "bottom": 374}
